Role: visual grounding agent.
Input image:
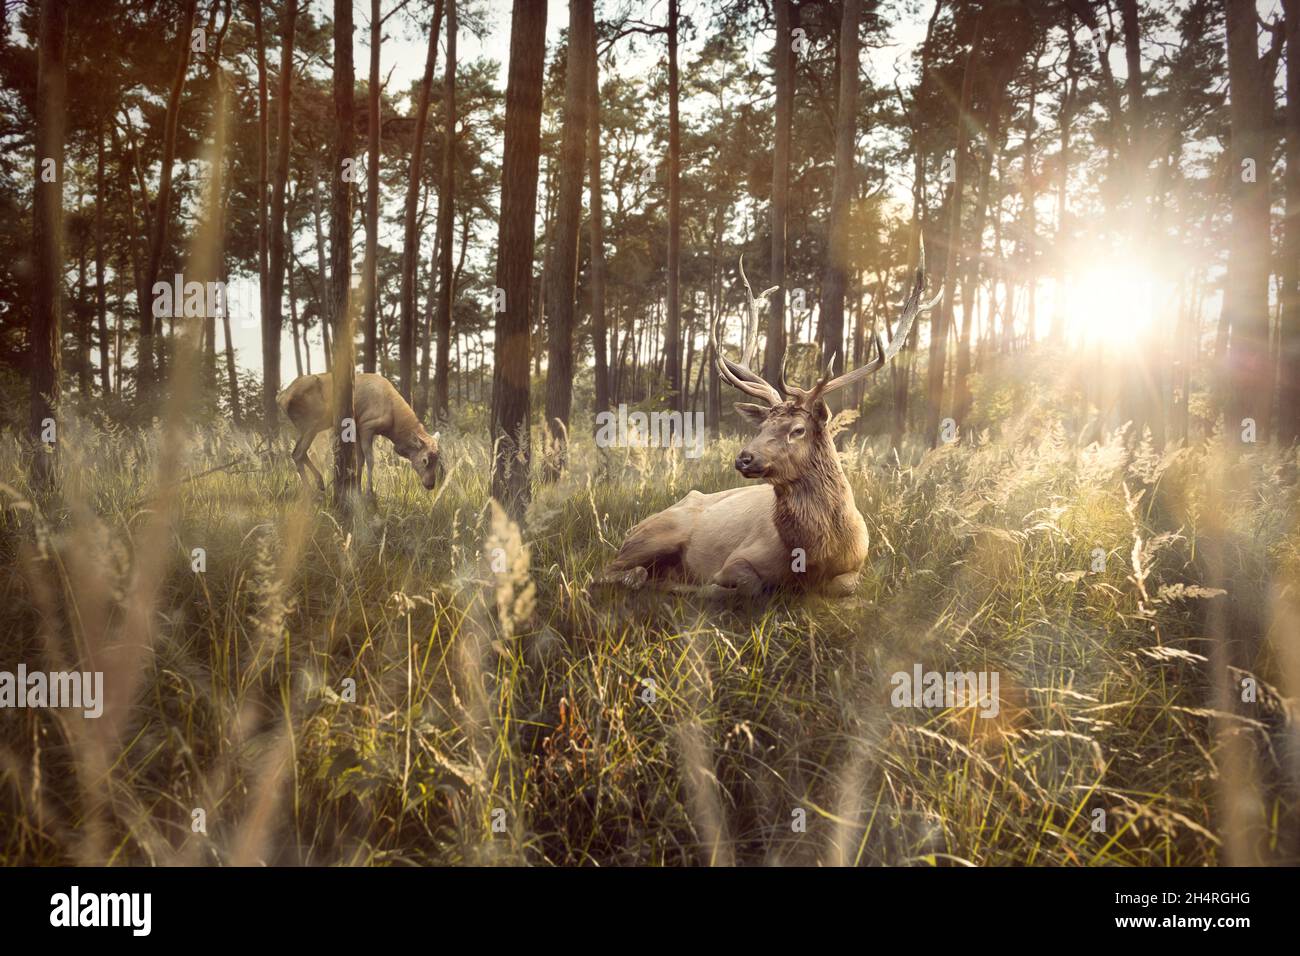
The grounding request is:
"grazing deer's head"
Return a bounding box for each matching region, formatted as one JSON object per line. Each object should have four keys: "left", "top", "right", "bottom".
{"left": 713, "top": 247, "right": 940, "bottom": 487}
{"left": 407, "top": 431, "right": 441, "bottom": 489}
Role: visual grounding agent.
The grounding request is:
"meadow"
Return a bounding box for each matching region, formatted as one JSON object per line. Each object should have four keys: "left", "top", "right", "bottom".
{"left": 2, "top": 356, "right": 1298, "bottom": 866}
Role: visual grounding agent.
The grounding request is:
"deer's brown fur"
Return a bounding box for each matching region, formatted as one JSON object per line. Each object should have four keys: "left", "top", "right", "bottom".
{"left": 602, "top": 251, "right": 937, "bottom": 598}
{"left": 277, "top": 372, "right": 440, "bottom": 494}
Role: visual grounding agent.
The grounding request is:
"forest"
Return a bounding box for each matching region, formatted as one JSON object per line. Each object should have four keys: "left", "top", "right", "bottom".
{"left": 1, "top": 0, "right": 1299, "bottom": 868}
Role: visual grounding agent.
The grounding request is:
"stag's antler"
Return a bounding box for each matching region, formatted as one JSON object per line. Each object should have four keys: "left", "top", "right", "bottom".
{"left": 737, "top": 255, "right": 778, "bottom": 369}
{"left": 783, "top": 240, "right": 941, "bottom": 405}
{"left": 712, "top": 243, "right": 939, "bottom": 409}
{"left": 710, "top": 255, "right": 782, "bottom": 406}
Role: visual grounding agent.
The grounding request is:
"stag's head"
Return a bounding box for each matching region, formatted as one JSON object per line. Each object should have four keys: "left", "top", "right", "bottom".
{"left": 733, "top": 399, "right": 829, "bottom": 482}
{"left": 408, "top": 431, "right": 442, "bottom": 489}
{"left": 714, "top": 247, "right": 940, "bottom": 486}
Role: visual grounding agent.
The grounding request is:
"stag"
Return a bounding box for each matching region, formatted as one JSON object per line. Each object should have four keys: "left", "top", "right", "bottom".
{"left": 602, "top": 248, "right": 940, "bottom": 597}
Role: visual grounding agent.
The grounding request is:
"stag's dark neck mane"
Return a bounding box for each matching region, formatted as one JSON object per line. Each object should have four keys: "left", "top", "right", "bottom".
{"left": 767, "top": 432, "right": 864, "bottom": 569}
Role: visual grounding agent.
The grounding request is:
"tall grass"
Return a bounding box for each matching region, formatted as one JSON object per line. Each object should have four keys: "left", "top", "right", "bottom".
{"left": 1, "top": 372, "right": 1298, "bottom": 865}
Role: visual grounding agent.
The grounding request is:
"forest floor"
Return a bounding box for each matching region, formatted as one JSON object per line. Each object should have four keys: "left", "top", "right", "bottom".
{"left": 2, "top": 371, "right": 1300, "bottom": 865}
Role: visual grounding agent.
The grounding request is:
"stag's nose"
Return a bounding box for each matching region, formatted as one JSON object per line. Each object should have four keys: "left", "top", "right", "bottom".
{"left": 735, "top": 451, "right": 755, "bottom": 473}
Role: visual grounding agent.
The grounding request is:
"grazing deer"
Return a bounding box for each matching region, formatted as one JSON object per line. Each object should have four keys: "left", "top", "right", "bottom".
{"left": 602, "top": 249, "right": 939, "bottom": 597}
{"left": 276, "top": 372, "right": 441, "bottom": 495}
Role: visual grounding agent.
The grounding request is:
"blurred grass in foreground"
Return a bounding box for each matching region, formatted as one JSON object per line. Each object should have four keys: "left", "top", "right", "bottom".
{"left": 1, "top": 367, "right": 1299, "bottom": 866}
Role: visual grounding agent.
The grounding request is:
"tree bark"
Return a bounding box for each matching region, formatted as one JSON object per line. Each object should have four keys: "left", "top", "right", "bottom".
{"left": 363, "top": 0, "right": 381, "bottom": 374}
{"left": 542, "top": 0, "right": 593, "bottom": 473}
{"left": 401, "top": 0, "right": 444, "bottom": 413}
{"left": 665, "top": 0, "right": 682, "bottom": 410}
{"left": 331, "top": 0, "right": 359, "bottom": 504}
{"left": 289, "top": 250, "right": 303, "bottom": 376}
{"left": 95, "top": 118, "right": 110, "bottom": 396}
{"left": 954, "top": 56, "right": 1006, "bottom": 422}
{"left": 140, "top": 0, "right": 198, "bottom": 394}
{"left": 819, "top": 0, "right": 861, "bottom": 384}
{"left": 30, "top": 0, "right": 66, "bottom": 489}
{"left": 312, "top": 154, "right": 333, "bottom": 371}
{"left": 433, "top": 0, "right": 459, "bottom": 422}
{"left": 252, "top": 0, "right": 270, "bottom": 402}
{"left": 1221, "top": 0, "right": 1273, "bottom": 443}
{"left": 892, "top": 0, "right": 943, "bottom": 451}
{"left": 1053, "top": 20, "right": 1079, "bottom": 342}
{"left": 764, "top": 0, "right": 794, "bottom": 384}
{"left": 925, "top": 10, "right": 984, "bottom": 447}
{"left": 490, "top": 0, "right": 548, "bottom": 520}
{"left": 222, "top": 286, "right": 242, "bottom": 425}
{"left": 265, "top": 0, "right": 296, "bottom": 437}
{"left": 1279, "top": 0, "right": 1300, "bottom": 444}
{"left": 588, "top": 18, "right": 609, "bottom": 417}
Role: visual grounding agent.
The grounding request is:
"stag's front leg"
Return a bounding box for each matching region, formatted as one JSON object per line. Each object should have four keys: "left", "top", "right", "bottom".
{"left": 709, "top": 558, "right": 765, "bottom": 597}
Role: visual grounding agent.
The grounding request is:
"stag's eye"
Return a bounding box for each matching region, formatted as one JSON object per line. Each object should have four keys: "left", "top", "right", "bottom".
{"left": 789, "top": 425, "right": 806, "bottom": 440}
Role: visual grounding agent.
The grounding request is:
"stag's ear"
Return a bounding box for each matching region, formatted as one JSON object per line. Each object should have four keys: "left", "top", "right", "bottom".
{"left": 734, "top": 403, "right": 769, "bottom": 426}
{"left": 811, "top": 399, "right": 831, "bottom": 425}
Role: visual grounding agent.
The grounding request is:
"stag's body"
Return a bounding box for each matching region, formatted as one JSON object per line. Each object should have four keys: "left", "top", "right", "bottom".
{"left": 277, "top": 372, "right": 440, "bottom": 494}
{"left": 606, "top": 420, "right": 869, "bottom": 596}
{"left": 604, "top": 250, "right": 937, "bottom": 598}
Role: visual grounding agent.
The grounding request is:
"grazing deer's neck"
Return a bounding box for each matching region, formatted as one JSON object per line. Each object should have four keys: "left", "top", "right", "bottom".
{"left": 769, "top": 437, "right": 859, "bottom": 561}
{"left": 387, "top": 404, "right": 429, "bottom": 456}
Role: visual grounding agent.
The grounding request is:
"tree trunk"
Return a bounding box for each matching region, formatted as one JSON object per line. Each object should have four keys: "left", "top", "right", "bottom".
{"left": 1222, "top": 0, "right": 1273, "bottom": 443}
{"left": 265, "top": 0, "right": 296, "bottom": 437}
{"left": 665, "top": 0, "right": 682, "bottom": 410}
{"left": 363, "top": 0, "right": 381, "bottom": 374}
{"left": 1279, "top": 0, "right": 1300, "bottom": 444}
{"left": 139, "top": 0, "right": 197, "bottom": 394}
{"left": 252, "top": 0, "right": 270, "bottom": 403}
{"left": 1120, "top": 0, "right": 1145, "bottom": 195}
{"left": 1054, "top": 21, "right": 1078, "bottom": 343}
{"left": 95, "top": 118, "right": 110, "bottom": 396}
{"left": 31, "top": 0, "right": 66, "bottom": 489}
{"left": 401, "top": 0, "right": 444, "bottom": 411}
{"left": 542, "top": 0, "right": 593, "bottom": 474}
{"left": 433, "top": 0, "right": 459, "bottom": 422}
{"left": 764, "top": 0, "right": 795, "bottom": 384}
{"left": 490, "top": 0, "right": 548, "bottom": 520}
{"left": 76, "top": 185, "right": 90, "bottom": 399}
{"left": 955, "top": 59, "right": 1007, "bottom": 422}
{"left": 222, "top": 289, "right": 242, "bottom": 425}
{"left": 588, "top": 14, "right": 609, "bottom": 418}
{"left": 311, "top": 155, "right": 333, "bottom": 371}
{"left": 331, "top": 0, "right": 359, "bottom": 504}
{"left": 892, "top": 0, "right": 943, "bottom": 451}
{"left": 925, "top": 10, "right": 984, "bottom": 447}
{"left": 289, "top": 251, "right": 303, "bottom": 377}
{"left": 819, "top": 0, "right": 861, "bottom": 385}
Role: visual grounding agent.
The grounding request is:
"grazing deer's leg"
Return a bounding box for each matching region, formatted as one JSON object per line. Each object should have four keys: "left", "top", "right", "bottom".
{"left": 360, "top": 429, "right": 376, "bottom": 496}
{"left": 292, "top": 428, "right": 325, "bottom": 491}
{"left": 289, "top": 430, "right": 311, "bottom": 490}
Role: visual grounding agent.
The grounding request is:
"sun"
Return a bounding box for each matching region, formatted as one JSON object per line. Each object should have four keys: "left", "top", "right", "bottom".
{"left": 1061, "top": 256, "right": 1160, "bottom": 350}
